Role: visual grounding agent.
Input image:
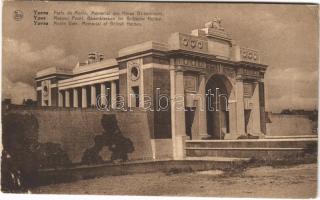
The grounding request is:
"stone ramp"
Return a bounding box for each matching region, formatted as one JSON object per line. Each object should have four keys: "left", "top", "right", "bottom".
{"left": 185, "top": 138, "right": 317, "bottom": 160}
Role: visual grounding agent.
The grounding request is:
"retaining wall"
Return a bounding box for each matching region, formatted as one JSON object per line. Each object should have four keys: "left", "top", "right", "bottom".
{"left": 266, "top": 113, "right": 316, "bottom": 136}
{"left": 5, "top": 108, "right": 154, "bottom": 163}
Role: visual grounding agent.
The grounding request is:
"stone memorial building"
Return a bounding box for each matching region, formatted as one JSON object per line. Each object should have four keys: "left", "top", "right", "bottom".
{"left": 35, "top": 18, "right": 268, "bottom": 159}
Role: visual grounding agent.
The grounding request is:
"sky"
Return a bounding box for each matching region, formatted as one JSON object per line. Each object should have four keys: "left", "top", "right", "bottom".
{"left": 2, "top": 2, "right": 318, "bottom": 112}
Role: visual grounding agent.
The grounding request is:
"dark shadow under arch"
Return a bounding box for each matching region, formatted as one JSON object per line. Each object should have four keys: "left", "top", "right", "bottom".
{"left": 206, "top": 74, "right": 233, "bottom": 139}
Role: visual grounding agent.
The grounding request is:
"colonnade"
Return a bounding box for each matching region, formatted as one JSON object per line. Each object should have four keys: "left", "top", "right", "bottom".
{"left": 58, "top": 81, "right": 117, "bottom": 109}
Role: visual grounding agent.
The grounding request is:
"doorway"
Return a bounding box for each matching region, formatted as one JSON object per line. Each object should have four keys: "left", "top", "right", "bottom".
{"left": 206, "top": 74, "right": 232, "bottom": 139}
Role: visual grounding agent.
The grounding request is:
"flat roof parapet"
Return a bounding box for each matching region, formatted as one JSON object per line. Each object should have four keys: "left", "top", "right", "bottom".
{"left": 73, "top": 58, "right": 118, "bottom": 75}
{"left": 36, "top": 67, "right": 73, "bottom": 78}
{"left": 118, "top": 41, "right": 168, "bottom": 58}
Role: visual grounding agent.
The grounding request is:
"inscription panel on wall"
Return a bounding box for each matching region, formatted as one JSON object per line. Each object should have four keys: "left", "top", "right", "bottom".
{"left": 175, "top": 57, "right": 206, "bottom": 69}
{"left": 168, "top": 33, "right": 208, "bottom": 54}
{"left": 240, "top": 47, "right": 260, "bottom": 64}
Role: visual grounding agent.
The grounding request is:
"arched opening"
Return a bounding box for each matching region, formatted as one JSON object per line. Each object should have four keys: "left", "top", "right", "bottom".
{"left": 206, "top": 74, "right": 232, "bottom": 139}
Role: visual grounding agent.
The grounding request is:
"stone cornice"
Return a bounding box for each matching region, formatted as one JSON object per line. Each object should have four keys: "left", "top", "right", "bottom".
{"left": 118, "top": 41, "right": 168, "bottom": 58}
{"left": 73, "top": 59, "right": 118, "bottom": 75}
{"left": 36, "top": 67, "right": 73, "bottom": 78}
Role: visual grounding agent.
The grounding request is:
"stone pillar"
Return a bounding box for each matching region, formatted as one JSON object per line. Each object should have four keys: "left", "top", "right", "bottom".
{"left": 259, "top": 80, "right": 267, "bottom": 134}
{"left": 174, "top": 69, "right": 187, "bottom": 159}
{"left": 82, "top": 87, "right": 87, "bottom": 108}
{"left": 170, "top": 66, "right": 177, "bottom": 159}
{"left": 65, "top": 90, "right": 70, "bottom": 108}
{"left": 47, "top": 86, "right": 52, "bottom": 106}
{"left": 100, "top": 83, "right": 106, "bottom": 106}
{"left": 111, "top": 81, "right": 117, "bottom": 109}
{"left": 196, "top": 73, "right": 208, "bottom": 139}
{"left": 251, "top": 81, "right": 261, "bottom": 134}
{"left": 58, "top": 90, "right": 63, "bottom": 107}
{"left": 73, "top": 88, "right": 78, "bottom": 108}
{"left": 228, "top": 89, "right": 238, "bottom": 135}
{"left": 91, "top": 85, "right": 96, "bottom": 107}
{"left": 235, "top": 77, "right": 246, "bottom": 135}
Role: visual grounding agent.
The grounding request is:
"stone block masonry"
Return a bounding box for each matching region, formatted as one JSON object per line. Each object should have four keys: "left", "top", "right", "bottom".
{"left": 5, "top": 107, "right": 154, "bottom": 163}
{"left": 267, "top": 113, "right": 316, "bottom": 136}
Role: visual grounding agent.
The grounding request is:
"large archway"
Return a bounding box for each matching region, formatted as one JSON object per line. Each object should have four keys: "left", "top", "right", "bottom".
{"left": 206, "top": 74, "right": 233, "bottom": 139}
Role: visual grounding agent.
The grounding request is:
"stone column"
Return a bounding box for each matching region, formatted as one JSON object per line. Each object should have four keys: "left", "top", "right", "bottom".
{"left": 91, "top": 85, "right": 96, "bottom": 107}
{"left": 65, "top": 90, "right": 70, "bottom": 108}
{"left": 73, "top": 88, "right": 78, "bottom": 108}
{"left": 111, "top": 81, "right": 117, "bottom": 109}
{"left": 235, "top": 77, "right": 245, "bottom": 135}
{"left": 174, "top": 69, "right": 187, "bottom": 159}
{"left": 58, "top": 90, "right": 63, "bottom": 107}
{"left": 251, "top": 81, "right": 261, "bottom": 134}
{"left": 197, "top": 73, "right": 208, "bottom": 139}
{"left": 82, "top": 87, "right": 87, "bottom": 108}
{"left": 100, "top": 83, "right": 106, "bottom": 106}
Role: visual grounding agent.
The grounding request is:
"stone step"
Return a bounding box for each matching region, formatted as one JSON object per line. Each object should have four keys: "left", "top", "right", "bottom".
{"left": 185, "top": 147, "right": 307, "bottom": 159}
{"left": 185, "top": 156, "right": 251, "bottom": 162}
{"left": 186, "top": 138, "right": 317, "bottom": 149}
{"left": 185, "top": 138, "right": 317, "bottom": 159}
{"left": 186, "top": 147, "right": 305, "bottom": 151}
{"left": 264, "top": 135, "right": 317, "bottom": 139}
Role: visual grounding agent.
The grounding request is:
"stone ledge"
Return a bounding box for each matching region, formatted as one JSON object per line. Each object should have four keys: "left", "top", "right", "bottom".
{"left": 118, "top": 41, "right": 168, "bottom": 58}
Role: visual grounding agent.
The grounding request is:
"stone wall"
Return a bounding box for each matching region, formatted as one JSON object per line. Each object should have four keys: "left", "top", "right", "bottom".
{"left": 150, "top": 139, "right": 173, "bottom": 160}
{"left": 266, "top": 113, "right": 317, "bottom": 136}
{"left": 5, "top": 107, "right": 154, "bottom": 163}
{"left": 153, "top": 68, "right": 172, "bottom": 139}
{"left": 142, "top": 64, "right": 172, "bottom": 139}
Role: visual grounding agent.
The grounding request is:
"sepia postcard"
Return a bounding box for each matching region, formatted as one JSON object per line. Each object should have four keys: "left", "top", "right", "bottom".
{"left": 1, "top": 1, "right": 318, "bottom": 198}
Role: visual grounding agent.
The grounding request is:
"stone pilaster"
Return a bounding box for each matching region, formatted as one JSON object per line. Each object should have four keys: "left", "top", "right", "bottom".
{"left": 169, "top": 65, "right": 177, "bottom": 159}
{"left": 174, "top": 68, "right": 187, "bottom": 159}
{"left": 195, "top": 73, "right": 209, "bottom": 139}
{"left": 235, "top": 77, "right": 246, "bottom": 135}
{"left": 251, "top": 81, "right": 261, "bottom": 134}
{"left": 259, "top": 80, "right": 267, "bottom": 134}
{"left": 227, "top": 88, "right": 237, "bottom": 135}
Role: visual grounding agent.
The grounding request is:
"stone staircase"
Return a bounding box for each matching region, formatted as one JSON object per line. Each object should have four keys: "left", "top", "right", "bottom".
{"left": 185, "top": 138, "right": 317, "bottom": 160}
{"left": 264, "top": 135, "right": 317, "bottom": 139}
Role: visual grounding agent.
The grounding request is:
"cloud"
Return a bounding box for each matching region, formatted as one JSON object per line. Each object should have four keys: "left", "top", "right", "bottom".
{"left": 4, "top": 38, "right": 66, "bottom": 63}
{"left": 3, "top": 38, "right": 78, "bottom": 84}
{"left": 268, "top": 95, "right": 317, "bottom": 112}
{"left": 2, "top": 77, "right": 36, "bottom": 104}
{"left": 265, "top": 67, "right": 318, "bottom": 112}
{"left": 2, "top": 38, "right": 78, "bottom": 104}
